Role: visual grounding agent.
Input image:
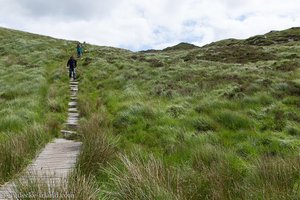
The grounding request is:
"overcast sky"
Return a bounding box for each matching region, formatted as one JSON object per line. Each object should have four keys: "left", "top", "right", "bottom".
{"left": 0, "top": 0, "right": 299, "bottom": 51}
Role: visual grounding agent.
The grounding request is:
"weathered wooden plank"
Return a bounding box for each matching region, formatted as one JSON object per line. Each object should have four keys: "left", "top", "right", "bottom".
{"left": 70, "top": 81, "right": 78, "bottom": 85}
{"left": 68, "top": 108, "right": 78, "bottom": 113}
{"left": 0, "top": 139, "right": 81, "bottom": 199}
{"left": 68, "top": 102, "right": 77, "bottom": 107}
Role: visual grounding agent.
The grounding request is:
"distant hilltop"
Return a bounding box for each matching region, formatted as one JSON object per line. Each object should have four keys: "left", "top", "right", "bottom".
{"left": 142, "top": 27, "right": 300, "bottom": 52}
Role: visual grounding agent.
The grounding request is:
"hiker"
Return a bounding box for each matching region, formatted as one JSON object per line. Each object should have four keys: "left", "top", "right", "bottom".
{"left": 76, "top": 42, "right": 83, "bottom": 58}
{"left": 67, "top": 56, "right": 77, "bottom": 80}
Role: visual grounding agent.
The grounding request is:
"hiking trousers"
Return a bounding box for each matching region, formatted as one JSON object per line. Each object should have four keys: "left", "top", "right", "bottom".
{"left": 77, "top": 49, "right": 82, "bottom": 58}
{"left": 69, "top": 67, "right": 76, "bottom": 79}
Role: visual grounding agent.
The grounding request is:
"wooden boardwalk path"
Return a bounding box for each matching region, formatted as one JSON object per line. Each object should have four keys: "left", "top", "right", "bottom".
{"left": 0, "top": 80, "right": 81, "bottom": 199}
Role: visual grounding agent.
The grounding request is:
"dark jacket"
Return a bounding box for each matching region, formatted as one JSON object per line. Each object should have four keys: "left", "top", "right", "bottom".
{"left": 67, "top": 57, "right": 77, "bottom": 69}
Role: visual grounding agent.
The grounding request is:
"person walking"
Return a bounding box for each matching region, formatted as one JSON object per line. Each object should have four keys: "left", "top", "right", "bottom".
{"left": 67, "top": 56, "right": 77, "bottom": 80}
{"left": 76, "top": 43, "right": 83, "bottom": 58}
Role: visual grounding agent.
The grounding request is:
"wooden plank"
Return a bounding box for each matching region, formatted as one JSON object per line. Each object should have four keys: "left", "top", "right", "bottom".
{"left": 68, "top": 101, "right": 77, "bottom": 107}
{"left": 68, "top": 108, "right": 78, "bottom": 113}
{"left": 0, "top": 139, "right": 81, "bottom": 199}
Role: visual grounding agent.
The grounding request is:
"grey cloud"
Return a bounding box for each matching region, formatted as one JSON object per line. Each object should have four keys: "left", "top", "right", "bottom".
{"left": 14, "top": 0, "right": 121, "bottom": 20}
{"left": 0, "top": 0, "right": 299, "bottom": 51}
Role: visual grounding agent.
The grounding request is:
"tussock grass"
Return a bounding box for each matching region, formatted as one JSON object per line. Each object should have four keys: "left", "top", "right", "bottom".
{"left": 47, "top": 98, "right": 64, "bottom": 112}
{"left": 77, "top": 114, "right": 117, "bottom": 175}
{"left": 0, "top": 125, "right": 50, "bottom": 184}
{"left": 245, "top": 156, "right": 300, "bottom": 199}
{"left": 13, "top": 170, "right": 99, "bottom": 200}
{"left": 77, "top": 95, "right": 93, "bottom": 118}
{"left": 101, "top": 152, "right": 248, "bottom": 200}
{"left": 214, "top": 110, "right": 254, "bottom": 130}
{"left": 100, "top": 154, "right": 185, "bottom": 200}
{"left": 191, "top": 144, "right": 249, "bottom": 199}
{"left": 192, "top": 144, "right": 225, "bottom": 169}
{"left": 166, "top": 105, "right": 185, "bottom": 118}
{"left": 192, "top": 116, "right": 218, "bottom": 132}
{"left": 286, "top": 124, "right": 300, "bottom": 136}
{"left": 99, "top": 146, "right": 300, "bottom": 200}
{"left": 45, "top": 113, "right": 62, "bottom": 137}
{"left": 0, "top": 114, "right": 24, "bottom": 132}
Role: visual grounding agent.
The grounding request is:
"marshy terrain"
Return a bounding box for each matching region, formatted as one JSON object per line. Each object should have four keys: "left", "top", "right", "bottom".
{"left": 0, "top": 27, "right": 299, "bottom": 199}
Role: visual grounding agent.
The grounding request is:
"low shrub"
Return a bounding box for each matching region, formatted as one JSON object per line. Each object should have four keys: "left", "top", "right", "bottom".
{"left": 166, "top": 105, "right": 185, "bottom": 118}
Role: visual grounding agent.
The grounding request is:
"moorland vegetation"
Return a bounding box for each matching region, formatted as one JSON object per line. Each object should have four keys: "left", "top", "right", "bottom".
{"left": 1, "top": 27, "right": 299, "bottom": 199}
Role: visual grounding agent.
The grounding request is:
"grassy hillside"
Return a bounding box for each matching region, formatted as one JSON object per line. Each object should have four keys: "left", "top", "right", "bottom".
{"left": 76, "top": 27, "right": 300, "bottom": 199}
{"left": 0, "top": 27, "right": 74, "bottom": 184}
{"left": 0, "top": 27, "right": 299, "bottom": 199}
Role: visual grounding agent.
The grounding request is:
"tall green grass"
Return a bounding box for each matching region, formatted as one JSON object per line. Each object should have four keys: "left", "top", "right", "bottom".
{"left": 0, "top": 125, "right": 50, "bottom": 183}
{"left": 77, "top": 114, "right": 117, "bottom": 175}
{"left": 12, "top": 170, "right": 99, "bottom": 200}
{"left": 245, "top": 156, "right": 300, "bottom": 199}
{"left": 0, "top": 28, "right": 71, "bottom": 184}
{"left": 100, "top": 154, "right": 185, "bottom": 200}
{"left": 74, "top": 28, "right": 300, "bottom": 199}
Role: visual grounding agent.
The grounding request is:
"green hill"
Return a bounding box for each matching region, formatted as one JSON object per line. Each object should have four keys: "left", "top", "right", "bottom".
{"left": 1, "top": 26, "right": 300, "bottom": 199}
{"left": 245, "top": 27, "right": 300, "bottom": 46}
{"left": 163, "top": 42, "right": 199, "bottom": 51}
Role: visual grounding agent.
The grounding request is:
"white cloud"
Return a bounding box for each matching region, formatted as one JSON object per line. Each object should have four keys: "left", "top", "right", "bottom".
{"left": 0, "top": 0, "right": 299, "bottom": 51}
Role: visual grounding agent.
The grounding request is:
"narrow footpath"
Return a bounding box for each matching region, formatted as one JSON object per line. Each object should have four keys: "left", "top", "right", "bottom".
{"left": 0, "top": 80, "right": 81, "bottom": 199}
